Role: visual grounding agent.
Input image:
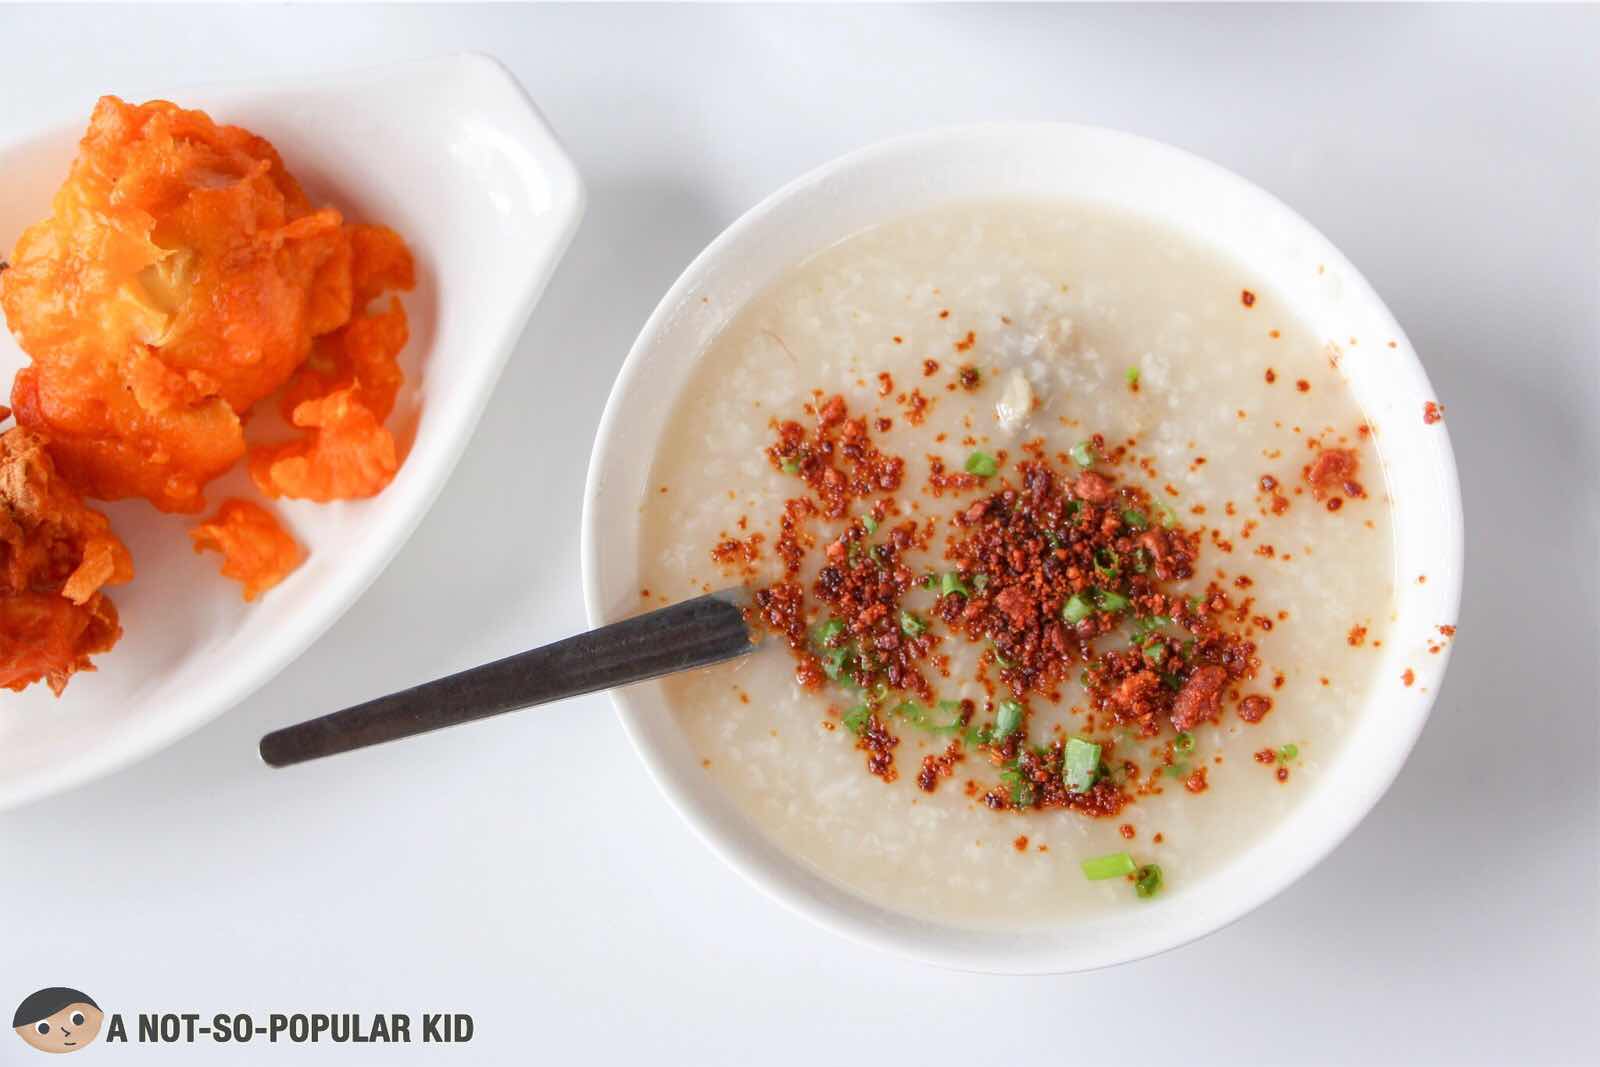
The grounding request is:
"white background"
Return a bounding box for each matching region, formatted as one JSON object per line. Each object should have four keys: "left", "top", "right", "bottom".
{"left": 0, "top": 5, "right": 1595, "bottom": 1064}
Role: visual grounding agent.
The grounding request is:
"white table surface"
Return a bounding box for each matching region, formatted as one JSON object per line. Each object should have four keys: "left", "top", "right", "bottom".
{"left": 1, "top": 5, "right": 1595, "bottom": 1064}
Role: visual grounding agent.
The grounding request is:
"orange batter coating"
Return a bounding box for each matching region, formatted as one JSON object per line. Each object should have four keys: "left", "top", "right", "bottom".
{"left": 250, "top": 387, "right": 400, "bottom": 502}
{"left": 190, "top": 499, "right": 305, "bottom": 602}
{"left": 0, "top": 428, "right": 133, "bottom": 693}
{"left": 0, "top": 96, "right": 414, "bottom": 514}
{"left": 250, "top": 275, "right": 410, "bottom": 502}
{"left": 0, "top": 97, "right": 415, "bottom": 688}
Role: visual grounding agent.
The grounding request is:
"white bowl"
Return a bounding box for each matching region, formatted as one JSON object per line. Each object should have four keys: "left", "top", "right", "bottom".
{"left": 583, "top": 123, "right": 1462, "bottom": 973}
{"left": 0, "top": 54, "right": 585, "bottom": 810}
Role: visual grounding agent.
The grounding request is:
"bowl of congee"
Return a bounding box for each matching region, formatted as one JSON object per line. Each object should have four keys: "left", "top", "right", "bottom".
{"left": 581, "top": 124, "right": 1461, "bottom": 973}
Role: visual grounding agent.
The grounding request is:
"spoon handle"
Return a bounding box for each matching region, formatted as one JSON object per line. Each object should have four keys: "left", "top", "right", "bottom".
{"left": 258, "top": 590, "right": 755, "bottom": 768}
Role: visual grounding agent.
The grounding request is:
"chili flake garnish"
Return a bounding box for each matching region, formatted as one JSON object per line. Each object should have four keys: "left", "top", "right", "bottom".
{"left": 739, "top": 391, "right": 1276, "bottom": 826}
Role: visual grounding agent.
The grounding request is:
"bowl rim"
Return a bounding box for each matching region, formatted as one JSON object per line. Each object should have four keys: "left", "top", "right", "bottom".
{"left": 0, "top": 53, "right": 587, "bottom": 811}
{"left": 582, "top": 120, "right": 1463, "bottom": 973}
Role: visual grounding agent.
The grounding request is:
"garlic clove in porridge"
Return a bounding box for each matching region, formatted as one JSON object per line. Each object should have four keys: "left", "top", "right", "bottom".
{"left": 993, "top": 369, "right": 1033, "bottom": 433}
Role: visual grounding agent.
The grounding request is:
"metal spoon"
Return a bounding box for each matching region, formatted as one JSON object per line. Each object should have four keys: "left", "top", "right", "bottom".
{"left": 258, "top": 589, "right": 756, "bottom": 768}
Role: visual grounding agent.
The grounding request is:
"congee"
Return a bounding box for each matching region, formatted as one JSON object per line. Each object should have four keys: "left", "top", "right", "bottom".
{"left": 638, "top": 200, "right": 1397, "bottom": 928}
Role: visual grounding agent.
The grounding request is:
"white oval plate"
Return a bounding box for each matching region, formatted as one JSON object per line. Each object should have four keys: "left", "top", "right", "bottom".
{"left": 583, "top": 123, "right": 1462, "bottom": 973}
{"left": 0, "top": 54, "right": 585, "bottom": 810}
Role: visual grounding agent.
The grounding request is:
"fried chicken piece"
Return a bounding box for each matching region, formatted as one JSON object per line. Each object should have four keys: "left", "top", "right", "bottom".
{"left": 190, "top": 499, "right": 305, "bottom": 601}
{"left": 0, "top": 96, "right": 357, "bottom": 512}
{"left": 0, "top": 429, "right": 132, "bottom": 693}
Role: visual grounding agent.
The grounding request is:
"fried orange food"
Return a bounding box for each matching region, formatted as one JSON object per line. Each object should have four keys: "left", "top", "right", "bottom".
{"left": 250, "top": 387, "right": 400, "bottom": 503}
{"left": 0, "top": 97, "right": 415, "bottom": 689}
{"left": 0, "top": 96, "right": 414, "bottom": 514}
{"left": 190, "top": 499, "right": 305, "bottom": 602}
{"left": 0, "top": 428, "right": 133, "bottom": 693}
{"left": 251, "top": 231, "right": 412, "bottom": 502}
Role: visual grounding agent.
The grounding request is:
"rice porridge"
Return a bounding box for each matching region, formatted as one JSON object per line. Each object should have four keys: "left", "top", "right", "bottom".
{"left": 637, "top": 200, "right": 1396, "bottom": 929}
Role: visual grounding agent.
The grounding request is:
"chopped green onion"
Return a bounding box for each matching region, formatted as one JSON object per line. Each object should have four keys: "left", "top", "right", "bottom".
{"left": 1063, "top": 737, "right": 1101, "bottom": 793}
{"left": 1126, "top": 366, "right": 1141, "bottom": 387}
{"left": 964, "top": 450, "right": 998, "bottom": 477}
{"left": 1144, "top": 643, "right": 1168, "bottom": 666}
{"left": 1081, "top": 851, "right": 1137, "bottom": 881}
{"left": 1000, "top": 766, "right": 1035, "bottom": 807}
{"left": 1130, "top": 614, "right": 1172, "bottom": 641}
{"left": 781, "top": 458, "right": 800, "bottom": 475}
{"left": 1093, "top": 547, "right": 1120, "bottom": 579}
{"left": 972, "top": 573, "right": 990, "bottom": 592}
{"left": 1097, "top": 589, "right": 1130, "bottom": 613}
{"left": 1122, "top": 509, "right": 1149, "bottom": 530}
{"left": 964, "top": 722, "right": 997, "bottom": 748}
{"left": 1278, "top": 743, "right": 1299, "bottom": 762}
{"left": 995, "top": 699, "right": 1025, "bottom": 740}
{"left": 992, "top": 645, "right": 1013, "bottom": 668}
{"left": 940, "top": 572, "right": 970, "bottom": 597}
{"left": 1164, "top": 762, "right": 1189, "bottom": 778}
{"left": 862, "top": 515, "right": 878, "bottom": 534}
{"left": 1070, "top": 440, "right": 1096, "bottom": 468}
{"left": 899, "top": 610, "right": 927, "bottom": 637}
{"left": 1064, "top": 499, "right": 1083, "bottom": 520}
{"left": 1152, "top": 498, "right": 1178, "bottom": 528}
{"left": 813, "top": 618, "right": 846, "bottom": 646}
{"left": 842, "top": 704, "right": 871, "bottom": 735}
{"left": 1062, "top": 594, "right": 1093, "bottom": 624}
{"left": 892, "top": 700, "right": 949, "bottom": 732}
{"left": 1174, "top": 731, "right": 1195, "bottom": 754}
{"left": 923, "top": 573, "right": 939, "bottom": 591}
{"left": 820, "top": 647, "right": 852, "bottom": 683}
{"left": 1135, "top": 864, "right": 1163, "bottom": 898}
{"left": 1044, "top": 530, "right": 1064, "bottom": 549}
{"left": 1161, "top": 672, "right": 1184, "bottom": 692}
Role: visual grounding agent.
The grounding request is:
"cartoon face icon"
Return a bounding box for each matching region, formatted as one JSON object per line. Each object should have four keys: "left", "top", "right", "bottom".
{"left": 12, "top": 989, "right": 103, "bottom": 1054}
